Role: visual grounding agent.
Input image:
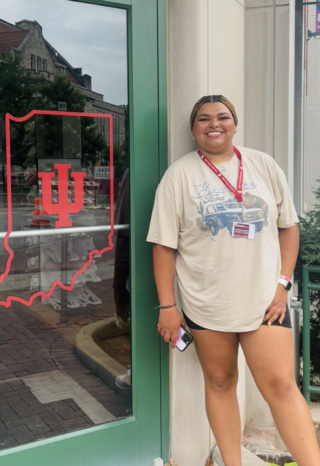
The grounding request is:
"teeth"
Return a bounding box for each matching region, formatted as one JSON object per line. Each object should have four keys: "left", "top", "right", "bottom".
{"left": 207, "top": 132, "right": 222, "bottom": 136}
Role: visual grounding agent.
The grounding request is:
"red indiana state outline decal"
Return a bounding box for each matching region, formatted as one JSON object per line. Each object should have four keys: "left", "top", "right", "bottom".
{"left": 0, "top": 110, "right": 114, "bottom": 308}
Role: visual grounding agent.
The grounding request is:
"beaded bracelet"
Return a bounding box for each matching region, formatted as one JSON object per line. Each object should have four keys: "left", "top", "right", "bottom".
{"left": 155, "top": 302, "right": 176, "bottom": 310}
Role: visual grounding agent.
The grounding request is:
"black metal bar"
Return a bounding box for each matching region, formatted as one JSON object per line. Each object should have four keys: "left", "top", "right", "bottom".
{"left": 303, "top": 2, "right": 320, "bottom": 4}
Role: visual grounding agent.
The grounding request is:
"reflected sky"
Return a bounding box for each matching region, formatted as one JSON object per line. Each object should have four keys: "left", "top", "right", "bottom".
{"left": 1, "top": 0, "right": 128, "bottom": 105}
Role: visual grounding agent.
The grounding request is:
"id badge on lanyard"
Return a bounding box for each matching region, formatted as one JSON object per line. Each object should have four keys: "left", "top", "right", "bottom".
{"left": 232, "top": 222, "right": 255, "bottom": 240}
{"left": 198, "top": 147, "right": 255, "bottom": 240}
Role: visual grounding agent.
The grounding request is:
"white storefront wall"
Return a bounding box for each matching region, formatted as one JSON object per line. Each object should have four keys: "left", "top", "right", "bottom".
{"left": 167, "top": 0, "right": 296, "bottom": 464}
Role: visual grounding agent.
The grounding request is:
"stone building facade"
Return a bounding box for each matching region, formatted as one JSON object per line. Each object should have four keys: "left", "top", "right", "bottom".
{"left": 0, "top": 18, "right": 125, "bottom": 147}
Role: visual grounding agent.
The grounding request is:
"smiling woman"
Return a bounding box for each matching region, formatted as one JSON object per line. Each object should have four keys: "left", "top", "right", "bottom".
{"left": 147, "top": 93, "right": 320, "bottom": 466}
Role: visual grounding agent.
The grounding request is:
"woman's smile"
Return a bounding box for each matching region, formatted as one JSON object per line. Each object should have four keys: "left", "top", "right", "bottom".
{"left": 206, "top": 131, "right": 224, "bottom": 138}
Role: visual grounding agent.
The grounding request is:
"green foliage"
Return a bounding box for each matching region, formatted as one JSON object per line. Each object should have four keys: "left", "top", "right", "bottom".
{"left": 0, "top": 56, "right": 39, "bottom": 164}
{"left": 36, "top": 74, "right": 86, "bottom": 112}
{"left": 114, "top": 104, "right": 129, "bottom": 179}
{"left": 0, "top": 58, "right": 111, "bottom": 168}
{"left": 0, "top": 55, "right": 38, "bottom": 118}
{"left": 297, "top": 214, "right": 320, "bottom": 268}
{"left": 296, "top": 180, "right": 320, "bottom": 396}
{"left": 113, "top": 144, "right": 129, "bottom": 179}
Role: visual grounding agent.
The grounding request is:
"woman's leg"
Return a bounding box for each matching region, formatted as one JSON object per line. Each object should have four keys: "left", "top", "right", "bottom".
{"left": 191, "top": 329, "right": 241, "bottom": 466}
{"left": 240, "top": 326, "right": 320, "bottom": 466}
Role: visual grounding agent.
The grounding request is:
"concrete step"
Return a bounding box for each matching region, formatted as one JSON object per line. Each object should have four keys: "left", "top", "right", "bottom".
{"left": 213, "top": 446, "right": 267, "bottom": 466}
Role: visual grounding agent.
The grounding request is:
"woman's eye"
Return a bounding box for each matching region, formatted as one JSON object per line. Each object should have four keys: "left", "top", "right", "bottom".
{"left": 198, "top": 118, "right": 208, "bottom": 121}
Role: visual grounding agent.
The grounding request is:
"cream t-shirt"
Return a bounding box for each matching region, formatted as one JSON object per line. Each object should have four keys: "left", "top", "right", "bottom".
{"left": 147, "top": 146, "right": 299, "bottom": 332}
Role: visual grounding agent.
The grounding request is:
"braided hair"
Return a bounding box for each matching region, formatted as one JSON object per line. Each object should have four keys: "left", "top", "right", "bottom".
{"left": 190, "top": 95, "right": 238, "bottom": 130}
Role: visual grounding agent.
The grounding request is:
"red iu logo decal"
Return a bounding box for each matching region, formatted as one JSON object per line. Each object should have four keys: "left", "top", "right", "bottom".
{"left": 38, "top": 164, "right": 86, "bottom": 228}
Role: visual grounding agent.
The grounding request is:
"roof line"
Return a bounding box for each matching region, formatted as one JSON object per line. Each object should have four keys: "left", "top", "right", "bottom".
{"left": 44, "top": 38, "right": 75, "bottom": 71}
{"left": 0, "top": 18, "right": 23, "bottom": 31}
{"left": 44, "top": 38, "right": 84, "bottom": 84}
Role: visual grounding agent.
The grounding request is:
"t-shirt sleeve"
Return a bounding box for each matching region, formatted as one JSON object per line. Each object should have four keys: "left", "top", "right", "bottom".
{"left": 146, "top": 175, "right": 180, "bottom": 249}
{"left": 272, "top": 162, "right": 299, "bottom": 228}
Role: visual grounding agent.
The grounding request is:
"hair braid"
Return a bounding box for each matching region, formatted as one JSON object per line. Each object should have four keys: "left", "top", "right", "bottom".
{"left": 190, "top": 95, "right": 238, "bottom": 130}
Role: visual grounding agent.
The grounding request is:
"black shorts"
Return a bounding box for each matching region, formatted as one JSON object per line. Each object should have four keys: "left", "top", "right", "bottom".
{"left": 182, "top": 304, "right": 292, "bottom": 331}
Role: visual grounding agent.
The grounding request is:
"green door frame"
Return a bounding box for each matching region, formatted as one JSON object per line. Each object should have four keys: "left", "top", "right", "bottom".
{"left": 0, "top": 1, "right": 169, "bottom": 465}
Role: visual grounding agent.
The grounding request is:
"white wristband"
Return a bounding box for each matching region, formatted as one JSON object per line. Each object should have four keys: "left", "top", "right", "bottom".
{"left": 278, "top": 278, "right": 288, "bottom": 287}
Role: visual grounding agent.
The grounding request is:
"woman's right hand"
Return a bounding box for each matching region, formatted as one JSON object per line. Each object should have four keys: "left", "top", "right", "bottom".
{"left": 157, "top": 307, "right": 186, "bottom": 349}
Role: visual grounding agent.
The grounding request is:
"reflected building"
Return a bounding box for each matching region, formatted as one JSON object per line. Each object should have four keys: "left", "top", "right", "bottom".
{"left": 0, "top": 18, "right": 125, "bottom": 147}
{"left": 0, "top": 7, "right": 131, "bottom": 448}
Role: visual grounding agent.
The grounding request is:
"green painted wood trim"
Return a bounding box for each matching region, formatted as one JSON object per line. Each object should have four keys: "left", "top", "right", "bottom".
{"left": 71, "top": 0, "right": 132, "bottom": 7}
{"left": 0, "top": 418, "right": 138, "bottom": 465}
{"left": 157, "top": 0, "right": 170, "bottom": 462}
{"left": 129, "top": 0, "right": 162, "bottom": 463}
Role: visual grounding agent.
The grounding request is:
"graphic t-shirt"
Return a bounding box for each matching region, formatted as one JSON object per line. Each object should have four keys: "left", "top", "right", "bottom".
{"left": 147, "top": 146, "right": 299, "bottom": 332}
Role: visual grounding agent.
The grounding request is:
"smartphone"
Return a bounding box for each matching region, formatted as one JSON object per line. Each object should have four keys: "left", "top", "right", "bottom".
{"left": 175, "top": 326, "right": 193, "bottom": 352}
{"left": 157, "top": 324, "right": 193, "bottom": 351}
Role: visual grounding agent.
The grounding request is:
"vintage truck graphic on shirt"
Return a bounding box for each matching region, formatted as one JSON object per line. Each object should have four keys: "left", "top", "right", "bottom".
{"left": 197, "top": 194, "right": 268, "bottom": 239}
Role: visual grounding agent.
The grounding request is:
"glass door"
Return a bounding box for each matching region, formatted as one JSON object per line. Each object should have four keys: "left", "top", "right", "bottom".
{"left": 0, "top": 1, "right": 165, "bottom": 465}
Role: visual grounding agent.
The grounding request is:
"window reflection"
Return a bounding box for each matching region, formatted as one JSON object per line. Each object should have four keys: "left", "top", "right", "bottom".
{"left": 0, "top": 0, "right": 131, "bottom": 450}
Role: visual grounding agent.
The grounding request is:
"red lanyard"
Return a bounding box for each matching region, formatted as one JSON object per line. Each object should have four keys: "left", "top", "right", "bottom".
{"left": 198, "top": 146, "right": 243, "bottom": 202}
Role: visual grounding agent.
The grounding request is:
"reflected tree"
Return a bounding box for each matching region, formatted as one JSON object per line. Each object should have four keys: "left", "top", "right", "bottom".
{"left": 114, "top": 104, "right": 129, "bottom": 179}
{"left": 0, "top": 58, "right": 110, "bottom": 169}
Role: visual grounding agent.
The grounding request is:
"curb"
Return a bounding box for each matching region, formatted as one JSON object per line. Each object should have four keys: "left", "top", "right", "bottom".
{"left": 74, "top": 317, "right": 131, "bottom": 401}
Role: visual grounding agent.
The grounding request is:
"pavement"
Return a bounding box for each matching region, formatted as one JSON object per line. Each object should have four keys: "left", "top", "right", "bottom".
{"left": 0, "top": 278, "right": 130, "bottom": 451}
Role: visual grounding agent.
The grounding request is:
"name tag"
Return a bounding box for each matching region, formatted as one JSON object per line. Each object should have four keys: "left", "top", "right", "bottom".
{"left": 232, "top": 222, "right": 255, "bottom": 240}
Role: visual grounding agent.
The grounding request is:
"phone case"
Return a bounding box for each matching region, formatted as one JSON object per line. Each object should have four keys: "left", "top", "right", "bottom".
{"left": 176, "top": 326, "right": 193, "bottom": 352}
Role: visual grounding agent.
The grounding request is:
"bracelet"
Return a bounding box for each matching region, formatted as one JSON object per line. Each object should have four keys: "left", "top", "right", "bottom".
{"left": 280, "top": 274, "right": 291, "bottom": 282}
{"left": 155, "top": 302, "right": 176, "bottom": 310}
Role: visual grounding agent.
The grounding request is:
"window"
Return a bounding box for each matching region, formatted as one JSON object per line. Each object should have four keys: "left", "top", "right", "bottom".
{"left": 0, "top": 1, "right": 133, "bottom": 454}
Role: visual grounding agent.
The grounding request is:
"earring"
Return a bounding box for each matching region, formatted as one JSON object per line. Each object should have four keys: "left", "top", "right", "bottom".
{"left": 235, "top": 129, "right": 237, "bottom": 134}
{"left": 191, "top": 133, "right": 195, "bottom": 140}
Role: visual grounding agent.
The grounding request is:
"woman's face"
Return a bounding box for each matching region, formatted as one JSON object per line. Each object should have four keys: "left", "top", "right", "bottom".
{"left": 192, "top": 102, "right": 236, "bottom": 155}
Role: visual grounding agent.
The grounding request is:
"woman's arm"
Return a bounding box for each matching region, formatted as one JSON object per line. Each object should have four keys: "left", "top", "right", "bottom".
{"left": 153, "top": 244, "right": 185, "bottom": 348}
{"left": 278, "top": 223, "right": 300, "bottom": 278}
{"left": 263, "top": 223, "right": 299, "bottom": 325}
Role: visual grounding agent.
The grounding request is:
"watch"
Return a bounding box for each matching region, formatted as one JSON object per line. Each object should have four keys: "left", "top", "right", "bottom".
{"left": 278, "top": 277, "right": 292, "bottom": 291}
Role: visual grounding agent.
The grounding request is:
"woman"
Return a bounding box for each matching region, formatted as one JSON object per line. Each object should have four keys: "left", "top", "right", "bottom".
{"left": 147, "top": 95, "right": 320, "bottom": 466}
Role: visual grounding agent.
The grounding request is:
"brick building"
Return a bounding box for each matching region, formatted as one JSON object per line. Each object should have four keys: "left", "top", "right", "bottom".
{"left": 0, "top": 18, "right": 125, "bottom": 147}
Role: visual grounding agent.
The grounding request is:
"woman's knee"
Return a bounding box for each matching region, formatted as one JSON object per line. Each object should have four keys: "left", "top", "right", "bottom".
{"left": 204, "top": 369, "right": 238, "bottom": 392}
{"left": 260, "top": 374, "right": 296, "bottom": 402}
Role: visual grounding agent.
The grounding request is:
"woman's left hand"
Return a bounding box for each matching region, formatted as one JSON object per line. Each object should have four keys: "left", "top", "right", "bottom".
{"left": 262, "top": 284, "right": 288, "bottom": 326}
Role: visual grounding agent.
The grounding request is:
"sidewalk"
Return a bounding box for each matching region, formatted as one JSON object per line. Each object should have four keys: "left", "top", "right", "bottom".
{"left": 0, "top": 279, "right": 130, "bottom": 450}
